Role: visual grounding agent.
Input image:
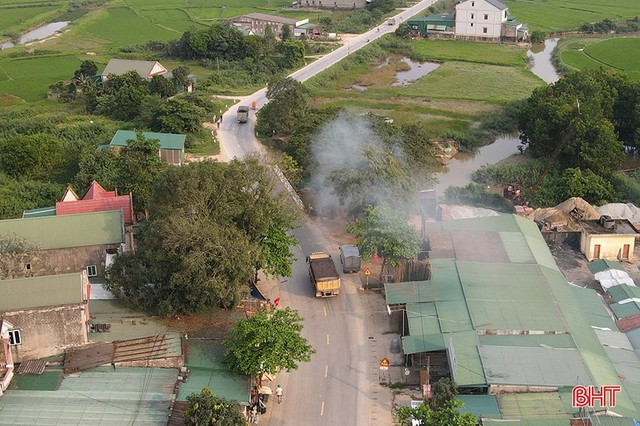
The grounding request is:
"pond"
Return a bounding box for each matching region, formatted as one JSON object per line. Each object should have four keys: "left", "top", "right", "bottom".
{"left": 0, "top": 21, "right": 69, "bottom": 50}
{"left": 392, "top": 57, "right": 440, "bottom": 87}
{"left": 433, "top": 135, "right": 521, "bottom": 192}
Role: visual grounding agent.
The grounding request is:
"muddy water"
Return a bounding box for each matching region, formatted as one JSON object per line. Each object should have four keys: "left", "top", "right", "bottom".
{"left": 1, "top": 21, "right": 69, "bottom": 50}
{"left": 393, "top": 57, "right": 440, "bottom": 86}
{"left": 527, "top": 38, "right": 561, "bottom": 84}
{"left": 434, "top": 136, "right": 521, "bottom": 192}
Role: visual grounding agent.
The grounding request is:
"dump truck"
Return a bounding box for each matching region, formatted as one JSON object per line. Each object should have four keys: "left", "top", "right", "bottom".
{"left": 387, "top": 18, "right": 396, "bottom": 25}
{"left": 339, "top": 244, "right": 361, "bottom": 273}
{"left": 237, "top": 106, "right": 249, "bottom": 123}
{"left": 307, "top": 252, "right": 340, "bottom": 297}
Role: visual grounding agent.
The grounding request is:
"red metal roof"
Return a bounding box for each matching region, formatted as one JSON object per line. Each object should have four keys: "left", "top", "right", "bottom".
{"left": 616, "top": 314, "right": 640, "bottom": 333}
{"left": 53, "top": 181, "right": 134, "bottom": 225}
{"left": 56, "top": 197, "right": 133, "bottom": 225}
{"left": 82, "top": 180, "right": 117, "bottom": 200}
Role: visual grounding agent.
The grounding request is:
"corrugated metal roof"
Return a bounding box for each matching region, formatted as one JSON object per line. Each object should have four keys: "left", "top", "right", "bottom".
{"left": 110, "top": 130, "right": 185, "bottom": 151}
{"left": 611, "top": 301, "right": 640, "bottom": 319}
{"left": 102, "top": 59, "right": 165, "bottom": 79}
{"left": 609, "top": 284, "right": 640, "bottom": 303}
{"left": 22, "top": 206, "right": 56, "bottom": 218}
{"left": 0, "top": 210, "right": 124, "bottom": 249}
{"left": 588, "top": 259, "right": 625, "bottom": 274}
{"left": 0, "top": 273, "right": 84, "bottom": 311}
{"left": 448, "top": 331, "right": 486, "bottom": 386}
{"left": 178, "top": 340, "right": 248, "bottom": 404}
{"left": 56, "top": 196, "right": 133, "bottom": 226}
{"left": 437, "top": 300, "right": 472, "bottom": 332}
{"left": 478, "top": 333, "right": 576, "bottom": 348}
{"left": 402, "top": 333, "right": 445, "bottom": 354}
{"left": 0, "top": 367, "right": 177, "bottom": 425}
{"left": 603, "top": 346, "right": 640, "bottom": 383}
{"left": 497, "top": 392, "right": 567, "bottom": 420}
{"left": 570, "top": 285, "right": 617, "bottom": 329}
{"left": 458, "top": 394, "right": 500, "bottom": 419}
{"left": 480, "top": 346, "right": 592, "bottom": 386}
{"left": 406, "top": 302, "right": 440, "bottom": 336}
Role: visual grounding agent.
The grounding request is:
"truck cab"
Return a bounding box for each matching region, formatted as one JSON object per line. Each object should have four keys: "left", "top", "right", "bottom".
{"left": 237, "top": 106, "right": 250, "bottom": 123}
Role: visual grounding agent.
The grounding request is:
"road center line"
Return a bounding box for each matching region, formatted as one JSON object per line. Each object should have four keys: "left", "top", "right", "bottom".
{"left": 326, "top": 333, "right": 330, "bottom": 345}
{"left": 325, "top": 364, "right": 328, "bottom": 378}
{"left": 323, "top": 306, "right": 327, "bottom": 317}
{"left": 320, "top": 401, "right": 325, "bottom": 416}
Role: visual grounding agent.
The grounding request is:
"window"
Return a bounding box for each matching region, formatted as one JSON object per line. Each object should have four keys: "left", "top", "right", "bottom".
{"left": 484, "top": 14, "right": 489, "bottom": 20}
{"left": 25, "top": 263, "right": 32, "bottom": 271}
{"left": 471, "top": 13, "right": 474, "bottom": 19}
{"left": 470, "top": 23, "right": 474, "bottom": 27}
{"left": 483, "top": 27, "right": 488, "bottom": 33}
{"left": 9, "top": 329, "right": 21, "bottom": 345}
{"left": 471, "top": 1, "right": 474, "bottom": 6}
{"left": 87, "top": 265, "right": 97, "bottom": 277}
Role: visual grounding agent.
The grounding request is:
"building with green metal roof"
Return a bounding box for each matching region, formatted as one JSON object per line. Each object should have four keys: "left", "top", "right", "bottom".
{"left": 385, "top": 214, "right": 640, "bottom": 420}
{"left": 0, "top": 210, "right": 125, "bottom": 279}
{"left": 109, "top": 130, "right": 185, "bottom": 165}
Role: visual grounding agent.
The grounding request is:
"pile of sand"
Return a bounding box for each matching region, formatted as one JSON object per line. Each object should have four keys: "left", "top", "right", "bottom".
{"left": 526, "top": 197, "right": 601, "bottom": 231}
{"left": 555, "top": 197, "right": 601, "bottom": 219}
{"left": 597, "top": 203, "right": 640, "bottom": 223}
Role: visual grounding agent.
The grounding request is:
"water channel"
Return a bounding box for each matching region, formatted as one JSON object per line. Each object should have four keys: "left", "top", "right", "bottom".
{"left": 0, "top": 21, "right": 69, "bottom": 50}
{"left": 433, "top": 38, "right": 561, "bottom": 192}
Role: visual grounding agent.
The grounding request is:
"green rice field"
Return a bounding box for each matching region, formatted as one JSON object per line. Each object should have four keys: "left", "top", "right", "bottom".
{"left": 504, "top": 0, "right": 640, "bottom": 32}
{"left": 558, "top": 36, "right": 640, "bottom": 80}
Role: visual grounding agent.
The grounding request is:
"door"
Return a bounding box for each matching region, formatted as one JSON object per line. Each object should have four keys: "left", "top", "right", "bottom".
{"left": 622, "top": 244, "right": 630, "bottom": 260}
{"left": 593, "top": 244, "right": 601, "bottom": 259}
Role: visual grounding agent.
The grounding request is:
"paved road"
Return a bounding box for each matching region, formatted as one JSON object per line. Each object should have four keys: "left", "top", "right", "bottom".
{"left": 216, "top": 2, "right": 437, "bottom": 424}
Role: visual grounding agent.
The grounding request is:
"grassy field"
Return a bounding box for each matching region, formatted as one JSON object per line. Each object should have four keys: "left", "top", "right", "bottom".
{"left": 308, "top": 37, "right": 544, "bottom": 141}
{"left": 557, "top": 36, "right": 640, "bottom": 80}
{"left": 503, "top": 0, "right": 640, "bottom": 33}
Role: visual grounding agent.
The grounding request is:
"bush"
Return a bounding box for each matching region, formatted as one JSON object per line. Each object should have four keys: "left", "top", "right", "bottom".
{"left": 444, "top": 183, "right": 514, "bottom": 212}
{"left": 530, "top": 31, "right": 546, "bottom": 43}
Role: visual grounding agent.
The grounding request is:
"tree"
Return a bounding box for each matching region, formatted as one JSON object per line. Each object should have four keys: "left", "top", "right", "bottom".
{"left": 347, "top": 204, "right": 421, "bottom": 275}
{"left": 145, "top": 98, "right": 205, "bottom": 134}
{"left": 558, "top": 167, "right": 616, "bottom": 205}
{"left": 149, "top": 75, "right": 176, "bottom": 98}
{"left": 0, "top": 134, "right": 62, "bottom": 180}
{"left": 74, "top": 60, "right": 98, "bottom": 81}
{"left": 430, "top": 378, "right": 458, "bottom": 410}
{"left": 74, "top": 148, "right": 120, "bottom": 191}
{"left": 105, "top": 160, "right": 298, "bottom": 315}
{"left": 223, "top": 307, "right": 314, "bottom": 378}
{"left": 256, "top": 77, "right": 309, "bottom": 136}
{"left": 116, "top": 132, "right": 167, "bottom": 214}
{"left": 327, "top": 145, "right": 417, "bottom": 213}
{"left": 395, "top": 23, "right": 412, "bottom": 39}
{"left": 279, "top": 40, "right": 305, "bottom": 69}
{"left": 185, "top": 387, "right": 244, "bottom": 426}
{"left": 396, "top": 399, "right": 477, "bottom": 426}
{"left": 172, "top": 66, "right": 191, "bottom": 93}
{"left": 281, "top": 24, "right": 292, "bottom": 40}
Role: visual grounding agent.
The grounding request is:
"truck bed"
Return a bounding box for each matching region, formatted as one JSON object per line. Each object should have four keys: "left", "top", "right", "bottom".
{"left": 309, "top": 258, "right": 339, "bottom": 281}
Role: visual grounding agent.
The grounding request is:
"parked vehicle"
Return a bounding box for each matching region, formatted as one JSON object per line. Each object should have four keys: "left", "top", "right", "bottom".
{"left": 307, "top": 252, "right": 340, "bottom": 297}
{"left": 339, "top": 245, "right": 361, "bottom": 273}
{"left": 237, "top": 106, "right": 250, "bottom": 123}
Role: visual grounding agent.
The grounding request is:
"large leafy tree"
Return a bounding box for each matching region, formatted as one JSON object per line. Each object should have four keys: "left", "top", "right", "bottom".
{"left": 106, "top": 159, "right": 298, "bottom": 314}
{"left": 256, "top": 77, "right": 309, "bottom": 136}
{"left": 396, "top": 399, "right": 477, "bottom": 426}
{"left": 0, "top": 134, "right": 62, "bottom": 180}
{"left": 185, "top": 387, "right": 244, "bottom": 426}
{"left": 518, "top": 69, "right": 625, "bottom": 176}
{"left": 347, "top": 204, "right": 421, "bottom": 274}
{"left": 223, "top": 307, "right": 314, "bottom": 378}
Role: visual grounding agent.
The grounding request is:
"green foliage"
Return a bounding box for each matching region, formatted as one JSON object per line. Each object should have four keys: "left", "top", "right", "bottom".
{"left": 281, "top": 24, "right": 292, "bottom": 40}
{"left": 472, "top": 162, "right": 544, "bottom": 187}
{"left": 529, "top": 31, "right": 546, "bottom": 43}
{"left": 106, "top": 159, "right": 298, "bottom": 315}
{"left": 430, "top": 378, "right": 457, "bottom": 410}
{"left": 148, "top": 75, "right": 176, "bottom": 98}
{"left": 74, "top": 148, "right": 120, "bottom": 191}
{"left": 223, "top": 307, "right": 314, "bottom": 377}
{"left": 74, "top": 60, "right": 98, "bottom": 81}
{"left": 396, "top": 399, "right": 477, "bottom": 426}
{"left": 557, "top": 167, "right": 616, "bottom": 205}
{"left": 142, "top": 98, "right": 206, "bottom": 135}
{"left": 257, "top": 77, "right": 309, "bottom": 136}
{"left": 0, "top": 175, "right": 63, "bottom": 219}
{"left": 347, "top": 204, "right": 421, "bottom": 267}
{"left": 611, "top": 170, "right": 640, "bottom": 206}
{"left": 395, "top": 23, "right": 412, "bottom": 39}
{"left": 518, "top": 69, "right": 627, "bottom": 175}
{"left": 280, "top": 40, "right": 305, "bottom": 69}
{"left": 444, "top": 183, "right": 514, "bottom": 212}
{"left": 0, "top": 134, "right": 62, "bottom": 180}
{"left": 185, "top": 387, "right": 244, "bottom": 426}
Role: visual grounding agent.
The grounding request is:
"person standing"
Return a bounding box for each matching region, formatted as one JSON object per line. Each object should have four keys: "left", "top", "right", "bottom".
{"left": 276, "top": 385, "right": 283, "bottom": 404}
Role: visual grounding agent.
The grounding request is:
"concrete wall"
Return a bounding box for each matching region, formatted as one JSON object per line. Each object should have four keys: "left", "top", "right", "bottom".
{"left": 0, "top": 244, "right": 120, "bottom": 279}
{"left": 0, "top": 304, "right": 88, "bottom": 363}
{"left": 455, "top": 0, "right": 507, "bottom": 38}
{"left": 303, "top": 0, "right": 366, "bottom": 9}
{"left": 581, "top": 233, "right": 636, "bottom": 261}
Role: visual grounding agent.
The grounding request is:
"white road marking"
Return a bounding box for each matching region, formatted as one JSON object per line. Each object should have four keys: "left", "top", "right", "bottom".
{"left": 323, "top": 306, "right": 327, "bottom": 317}
{"left": 320, "top": 401, "right": 325, "bottom": 416}
{"left": 326, "top": 334, "right": 330, "bottom": 345}
{"left": 325, "top": 365, "right": 328, "bottom": 378}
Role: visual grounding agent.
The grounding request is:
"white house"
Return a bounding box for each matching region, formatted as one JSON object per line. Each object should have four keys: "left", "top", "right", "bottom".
{"left": 455, "top": 0, "right": 509, "bottom": 40}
